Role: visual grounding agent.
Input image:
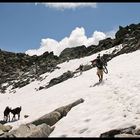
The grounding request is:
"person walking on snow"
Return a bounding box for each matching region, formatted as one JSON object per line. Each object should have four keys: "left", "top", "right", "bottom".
{"left": 91, "top": 54, "right": 105, "bottom": 82}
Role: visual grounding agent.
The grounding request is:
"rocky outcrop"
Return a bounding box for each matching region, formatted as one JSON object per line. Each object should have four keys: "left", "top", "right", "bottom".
{"left": 59, "top": 38, "right": 116, "bottom": 62}
{"left": 38, "top": 63, "right": 95, "bottom": 91}
{"left": 0, "top": 123, "right": 12, "bottom": 136}
{"left": 114, "top": 23, "right": 140, "bottom": 56}
{"left": 59, "top": 45, "right": 87, "bottom": 62}
{"left": 87, "top": 38, "right": 116, "bottom": 56}
{"left": 0, "top": 120, "right": 7, "bottom": 125}
{"left": 38, "top": 70, "right": 74, "bottom": 90}
{"left": 0, "top": 50, "right": 59, "bottom": 92}
{"left": 100, "top": 125, "right": 140, "bottom": 138}
{"left": 47, "top": 70, "right": 74, "bottom": 88}
{"left": 30, "top": 98, "right": 84, "bottom": 126}
{"left": 2, "top": 123, "right": 55, "bottom": 138}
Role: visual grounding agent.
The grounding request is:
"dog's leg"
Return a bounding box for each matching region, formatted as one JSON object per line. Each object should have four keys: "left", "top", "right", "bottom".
{"left": 12, "top": 115, "right": 15, "bottom": 121}
{"left": 3, "top": 116, "right": 5, "bottom": 121}
{"left": 18, "top": 114, "right": 20, "bottom": 120}
{"left": 8, "top": 114, "right": 10, "bottom": 122}
{"left": 5, "top": 116, "right": 8, "bottom": 122}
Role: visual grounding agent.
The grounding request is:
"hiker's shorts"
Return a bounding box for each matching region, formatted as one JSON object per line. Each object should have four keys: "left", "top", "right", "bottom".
{"left": 97, "top": 68, "right": 103, "bottom": 76}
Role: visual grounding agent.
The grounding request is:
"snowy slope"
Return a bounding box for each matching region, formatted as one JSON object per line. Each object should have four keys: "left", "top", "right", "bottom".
{"left": 0, "top": 46, "right": 140, "bottom": 137}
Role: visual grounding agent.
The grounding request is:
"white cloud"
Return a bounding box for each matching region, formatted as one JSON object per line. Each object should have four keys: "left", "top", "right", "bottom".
{"left": 86, "top": 31, "right": 106, "bottom": 46}
{"left": 105, "top": 28, "right": 118, "bottom": 39}
{"left": 25, "top": 27, "right": 110, "bottom": 56}
{"left": 37, "top": 3, "right": 97, "bottom": 10}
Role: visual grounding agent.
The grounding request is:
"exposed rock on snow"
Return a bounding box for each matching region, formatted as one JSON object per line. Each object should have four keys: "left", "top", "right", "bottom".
{"left": 30, "top": 98, "right": 84, "bottom": 126}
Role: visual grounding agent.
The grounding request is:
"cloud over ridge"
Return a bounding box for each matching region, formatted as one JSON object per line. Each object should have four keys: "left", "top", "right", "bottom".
{"left": 26, "top": 27, "right": 116, "bottom": 56}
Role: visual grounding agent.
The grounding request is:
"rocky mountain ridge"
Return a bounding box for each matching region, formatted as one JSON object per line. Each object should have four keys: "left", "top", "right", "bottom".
{"left": 0, "top": 22, "right": 140, "bottom": 93}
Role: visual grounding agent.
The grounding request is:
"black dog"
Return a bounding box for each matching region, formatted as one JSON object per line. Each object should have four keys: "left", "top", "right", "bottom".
{"left": 3, "top": 106, "right": 11, "bottom": 122}
{"left": 10, "top": 106, "right": 22, "bottom": 121}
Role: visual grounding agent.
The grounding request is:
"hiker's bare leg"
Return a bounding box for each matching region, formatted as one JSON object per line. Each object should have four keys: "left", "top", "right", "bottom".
{"left": 100, "top": 70, "right": 103, "bottom": 82}
{"left": 100, "top": 74, "right": 103, "bottom": 82}
{"left": 97, "top": 74, "right": 101, "bottom": 82}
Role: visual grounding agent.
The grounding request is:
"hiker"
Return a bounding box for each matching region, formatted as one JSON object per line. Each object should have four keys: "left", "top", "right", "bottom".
{"left": 76, "top": 64, "right": 84, "bottom": 75}
{"left": 91, "top": 54, "right": 105, "bottom": 82}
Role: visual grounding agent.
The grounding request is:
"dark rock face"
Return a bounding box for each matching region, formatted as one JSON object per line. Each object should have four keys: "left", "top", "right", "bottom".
{"left": 87, "top": 38, "right": 116, "bottom": 56}
{"left": 43, "top": 70, "right": 74, "bottom": 89}
{"left": 101, "top": 24, "right": 140, "bottom": 61}
{"left": 59, "top": 38, "right": 116, "bottom": 61}
{"left": 0, "top": 50, "right": 59, "bottom": 92}
{"left": 115, "top": 25, "right": 130, "bottom": 43}
{"left": 99, "top": 125, "right": 140, "bottom": 138}
{"left": 59, "top": 45, "right": 88, "bottom": 62}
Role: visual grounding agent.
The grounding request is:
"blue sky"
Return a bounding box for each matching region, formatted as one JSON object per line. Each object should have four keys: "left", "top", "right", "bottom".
{"left": 0, "top": 3, "right": 140, "bottom": 56}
